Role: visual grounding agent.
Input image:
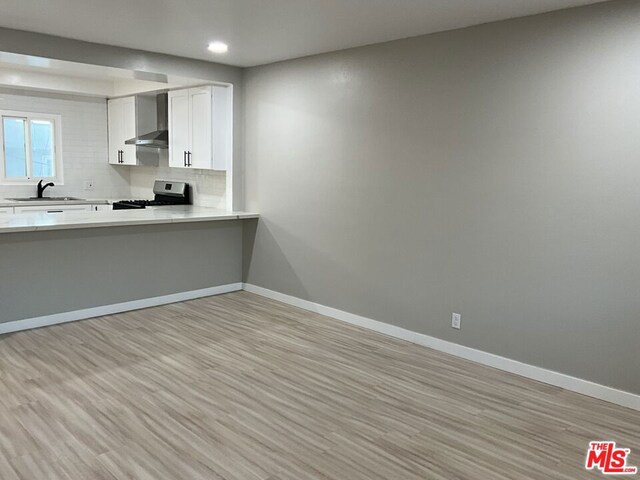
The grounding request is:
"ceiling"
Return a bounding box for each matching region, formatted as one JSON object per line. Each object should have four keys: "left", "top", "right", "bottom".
{"left": 0, "top": 0, "right": 605, "bottom": 67}
{"left": 0, "top": 52, "right": 208, "bottom": 98}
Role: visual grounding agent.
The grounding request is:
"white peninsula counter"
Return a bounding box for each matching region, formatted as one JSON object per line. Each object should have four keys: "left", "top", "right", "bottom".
{"left": 0, "top": 206, "right": 259, "bottom": 326}
{"left": 0, "top": 206, "right": 259, "bottom": 234}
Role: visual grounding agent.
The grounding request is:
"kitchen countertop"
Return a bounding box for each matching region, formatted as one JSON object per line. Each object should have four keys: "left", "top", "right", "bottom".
{"left": 0, "top": 198, "right": 113, "bottom": 207}
{"left": 0, "top": 205, "right": 259, "bottom": 234}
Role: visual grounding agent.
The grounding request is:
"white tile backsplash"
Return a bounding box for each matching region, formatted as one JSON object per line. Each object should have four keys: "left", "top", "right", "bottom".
{"left": 0, "top": 88, "right": 131, "bottom": 200}
{"left": 129, "top": 151, "right": 227, "bottom": 208}
{"left": 0, "top": 88, "right": 227, "bottom": 206}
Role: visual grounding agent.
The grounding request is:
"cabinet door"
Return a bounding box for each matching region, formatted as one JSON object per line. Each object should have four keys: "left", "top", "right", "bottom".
{"left": 189, "top": 87, "right": 213, "bottom": 169}
{"left": 120, "top": 97, "right": 138, "bottom": 165}
{"left": 14, "top": 205, "right": 92, "bottom": 214}
{"left": 0, "top": 207, "right": 13, "bottom": 214}
{"left": 107, "top": 99, "right": 123, "bottom": 165}
{"left": 91, "top": 204, "right": 111, "bottom": 212}
{"left": 168, "top": 90, "right": 190, "bottom": 168}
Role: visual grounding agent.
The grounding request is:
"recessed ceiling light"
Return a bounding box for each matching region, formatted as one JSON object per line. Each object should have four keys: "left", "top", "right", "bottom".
{"left": 208, "top": 42, "right": 229, "bottom": 54}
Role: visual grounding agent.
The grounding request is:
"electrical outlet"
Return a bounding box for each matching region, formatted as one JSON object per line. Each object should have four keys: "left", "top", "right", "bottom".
{"left": 452, "top": 313, "right": 461, "bottom": 330}
{"left": 84, "top": 180, "right": 94, "bottom": 191}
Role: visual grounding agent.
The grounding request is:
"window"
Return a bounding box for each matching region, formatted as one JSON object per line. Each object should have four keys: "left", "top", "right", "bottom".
{"left": 0, "top": 110, "right": 63, "bottom": 184}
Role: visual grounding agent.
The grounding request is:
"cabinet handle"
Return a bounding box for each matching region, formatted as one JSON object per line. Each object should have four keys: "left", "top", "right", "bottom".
{"left": 187, "top": 151, "right": 191, "bottom": 167}
{"left": 183, "top": 151, "right": 187, "bottom": 167}
{"left": 47, "top": 210, "right": 63, "bottom": 213}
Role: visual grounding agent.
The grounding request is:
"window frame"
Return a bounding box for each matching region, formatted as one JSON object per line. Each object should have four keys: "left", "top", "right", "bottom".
{"left": 0, "top": 110, "right": 64, "bottom": 185}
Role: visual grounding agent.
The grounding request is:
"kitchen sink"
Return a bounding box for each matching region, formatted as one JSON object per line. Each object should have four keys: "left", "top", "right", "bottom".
{"left": 8, "top": 197, "right": 85, "bottom": 202}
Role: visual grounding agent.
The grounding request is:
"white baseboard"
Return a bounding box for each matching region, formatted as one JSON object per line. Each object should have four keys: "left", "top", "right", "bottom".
{"left": 0, "top": 283, "right": 243, "bottom": 335}
{"left": 243, "top": 283, "right": 640, "bottom": 411}
{"left": 4, "top": 281, "right": 637, "bottom": 411}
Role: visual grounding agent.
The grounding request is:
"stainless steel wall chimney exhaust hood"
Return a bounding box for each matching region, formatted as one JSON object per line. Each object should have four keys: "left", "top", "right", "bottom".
{"left": 125, "top": 93, "right": 168, "bottom": 149}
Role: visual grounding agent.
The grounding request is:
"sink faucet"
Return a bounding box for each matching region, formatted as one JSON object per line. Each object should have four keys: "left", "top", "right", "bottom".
{"left": 37, "top": 179, "right": 55, "bottom": 198}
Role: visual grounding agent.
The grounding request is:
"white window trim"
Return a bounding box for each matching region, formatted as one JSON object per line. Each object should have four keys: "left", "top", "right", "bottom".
{"left": 0, "top": 109, "right": 64, "bottom": 185}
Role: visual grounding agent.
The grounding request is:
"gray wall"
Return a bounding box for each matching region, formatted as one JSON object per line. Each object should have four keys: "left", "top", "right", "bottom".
{"left": 243, "top": 0, "right": 640, "bottom": 394}
{"left": 0, "top": 27, "right": 245, "bottom": 210}
{"left": 0, "top": 222, "right": 243, "bottom": 323}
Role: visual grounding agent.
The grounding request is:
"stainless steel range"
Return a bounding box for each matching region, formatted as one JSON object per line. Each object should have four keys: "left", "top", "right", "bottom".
{"left": 113, "top": 180, "right": 190, "bottom": 210}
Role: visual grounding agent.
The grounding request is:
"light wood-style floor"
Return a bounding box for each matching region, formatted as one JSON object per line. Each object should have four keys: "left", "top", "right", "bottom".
{"left": 0, "top": 291, "right": 637, "bottom": 480}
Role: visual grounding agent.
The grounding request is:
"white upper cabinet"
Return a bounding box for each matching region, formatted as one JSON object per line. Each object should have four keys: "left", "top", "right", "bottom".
{"left": 168, "top": 89, "right": 190, "bottom": 169}
{"left": 168, "top": 85, "right": 232, "bottom": 171}
{"left": 107, "top": 95, "right": 161, "bottom": 166}
{"left": 189, "top": 87, "right": 213, "bottom": 169}
{"left": 107, "top": 97, "right": 137, "bottom": 165}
